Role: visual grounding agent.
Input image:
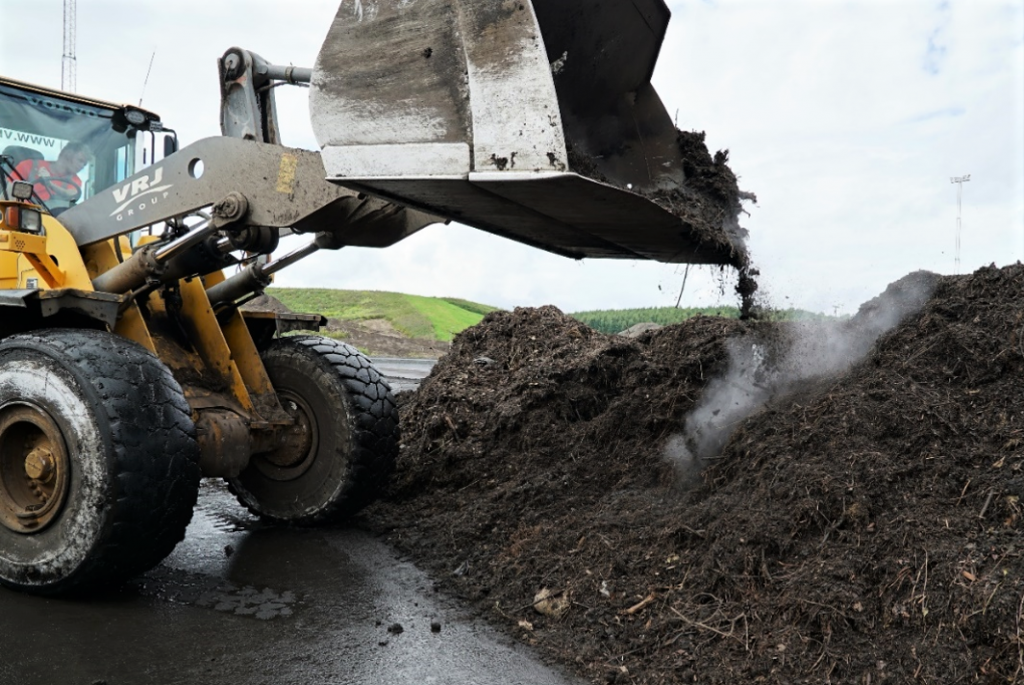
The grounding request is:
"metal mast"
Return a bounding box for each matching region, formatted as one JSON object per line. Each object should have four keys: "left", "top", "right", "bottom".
{"left": 950, "top": 174, "right": 970, "bottom": 274}
{"left": 61, "top": 0, "right": 77, "bottom": 92}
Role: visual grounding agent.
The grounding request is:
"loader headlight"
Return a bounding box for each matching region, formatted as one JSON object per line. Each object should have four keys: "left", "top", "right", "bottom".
{"left": 124, "top": 108, "right": 148, "bottom": 126}
{"left": 19, "top": 208, "right": 42, "bottom": 234}
{"left": 113, "top": 106, "right": 155, "bottom": 132}
{"left": 10, "top": 181, "right": 33, "bottom": 201}
{"left": 5, "top": 206, "right": 43, "bottom": 234}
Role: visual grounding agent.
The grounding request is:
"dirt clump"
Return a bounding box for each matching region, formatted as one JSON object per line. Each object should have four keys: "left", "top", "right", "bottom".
{"left": 323, "top": 318, "right": 450, "bottom": 359}
{"left": 646, "top": 131, "right": 756, "bottom": 271}
{"left": 364, "top": 263, "right": 1024, "bottom": 684}
{"left": 653, "top": 131, "right": 760, "bottom": 316}
{"left": 568, "top": 128, "right": 755, "bottom": 278}
{"left": 240, "top": 293, "right": 292, "bottom": 315}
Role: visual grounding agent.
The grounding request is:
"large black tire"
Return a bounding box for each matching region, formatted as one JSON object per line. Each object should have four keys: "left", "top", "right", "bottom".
{"left": 228, "top": 336, "right": 399, "bottom": 525}
{"left": 0, "top": 329, "right": 201, "bottom": 595}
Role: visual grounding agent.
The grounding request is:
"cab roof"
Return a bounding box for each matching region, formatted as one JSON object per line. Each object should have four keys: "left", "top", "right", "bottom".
{"left": 0, "top": 75, "right": 161, "bottom": 121}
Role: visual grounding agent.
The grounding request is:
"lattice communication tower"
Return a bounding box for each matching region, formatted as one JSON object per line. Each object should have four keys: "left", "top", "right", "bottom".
{"left": 62, "top": 0, "right": 77, "bottom": 92}
{"left": 950, "top": 174, "right": 970, "bottom": 274}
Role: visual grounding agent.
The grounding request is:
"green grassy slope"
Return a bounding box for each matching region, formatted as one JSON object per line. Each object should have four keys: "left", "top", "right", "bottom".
{"left": 267, "top": 288, "right": 499, "bottom": 342}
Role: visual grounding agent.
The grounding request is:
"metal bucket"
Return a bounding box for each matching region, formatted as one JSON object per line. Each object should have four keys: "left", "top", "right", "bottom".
{"left": 310, "top": 0, "right": 745, "bottom": 265}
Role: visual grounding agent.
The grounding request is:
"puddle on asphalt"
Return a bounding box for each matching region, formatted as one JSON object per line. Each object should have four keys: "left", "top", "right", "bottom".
{"left": 133, "top": 566, "right": 300, "bottom": 620}
{"left": 199, "top": 584, "right": 297, "bottom": 619}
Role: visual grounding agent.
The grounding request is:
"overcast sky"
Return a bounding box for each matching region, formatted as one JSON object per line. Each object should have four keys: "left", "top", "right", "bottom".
{"left": 2, "top": 0, "right": 1021, "bottom": 314}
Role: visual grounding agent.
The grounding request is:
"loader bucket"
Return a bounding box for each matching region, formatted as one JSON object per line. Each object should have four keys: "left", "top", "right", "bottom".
{"left": 310, "top": 0, "right": 746, "bottom": 266}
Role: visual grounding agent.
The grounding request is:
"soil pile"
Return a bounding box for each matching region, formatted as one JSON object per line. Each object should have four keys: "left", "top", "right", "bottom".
{"left": 364, "top": 263, "right": 1024, "bottom": 684}
{"left": 242, "top": 295, "right": 447, "bottom": 358}
{"left": 240, "top": 294, "right": 292, "bottom": 315}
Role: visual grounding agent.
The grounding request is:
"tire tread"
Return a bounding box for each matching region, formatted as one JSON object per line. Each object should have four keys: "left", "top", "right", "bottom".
{"left": 0, "top": 329, "right": 201, "bottom": 594}
{"left": 229, "top": 335, "right": 399, "bottom": 525}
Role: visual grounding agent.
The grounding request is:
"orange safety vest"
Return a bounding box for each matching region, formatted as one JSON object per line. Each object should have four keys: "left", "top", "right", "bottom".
{"left": 12, "top": 159, "right": 82, "bottom": 203}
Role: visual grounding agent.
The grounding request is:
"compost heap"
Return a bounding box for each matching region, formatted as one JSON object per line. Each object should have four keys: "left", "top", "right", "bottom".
{"left": 364, "top": 263, "right": 1024, "bottom": 684}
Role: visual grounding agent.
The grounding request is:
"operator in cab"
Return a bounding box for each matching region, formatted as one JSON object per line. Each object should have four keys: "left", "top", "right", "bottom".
{"left": 12, "top": 142, "right": 92, "bottom": 210}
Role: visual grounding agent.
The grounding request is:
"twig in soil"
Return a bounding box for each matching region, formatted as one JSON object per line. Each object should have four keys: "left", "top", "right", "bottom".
{"left": 622, "top": 593, "right": 657, "bottom": 615}
{"left": 956, "top": 479, "right": 972, "bottom": 506}
{"left": 905, "top": 550, "right": 931, "bottom": 621}
{"left": 493, "top": 601, "right": 514, "bottom": 620}
{"left": 920, "top": 551, "right": 929, "bottom": 619}
{"left": 982, "top": 581, "right": 1003, "bottom": 615}
{"left": 796, "top": 597, "right": 850, "bottom": 620}
{"left": 900, "top": 340, "right": 939, "bottom": 368}
{"left": 808, "top": 645, "right": 830, "bottom": 674}
{"left": 1015, "top": 593, "right": 1023, "bottom": 680}
{"left": 668, "top": 606, "right": 749, "bottom": 649}
{"left": 661, "top": 629, "right": 689, "bottom": 649}
{"left": 443, "top": 413, "right": 459, "bottom": 440}
{"left": 979, "top": 489, "right": 996, "bottom": 519}
{"left": 760, "top": 548, "right": 773, "bottom": 581}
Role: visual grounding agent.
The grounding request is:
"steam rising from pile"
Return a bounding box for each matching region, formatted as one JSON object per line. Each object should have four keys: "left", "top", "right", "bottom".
{"left": 665, "top": 271, "right": 941, "bottom": 478}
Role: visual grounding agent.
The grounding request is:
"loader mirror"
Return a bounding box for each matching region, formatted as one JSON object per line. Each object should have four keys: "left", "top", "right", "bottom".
{"left": 163, "top": 135, "right": 178, "bottom": 158}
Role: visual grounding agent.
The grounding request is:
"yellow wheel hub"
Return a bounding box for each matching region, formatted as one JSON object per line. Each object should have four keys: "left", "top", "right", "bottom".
{"left": 0, "top": 404, "right": 70, "bottom": 534}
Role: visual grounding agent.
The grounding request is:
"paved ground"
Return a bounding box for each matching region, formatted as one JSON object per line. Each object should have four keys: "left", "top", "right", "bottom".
{"left": 0, "top": 482, "right": 582, "bottom": 685}
{"left": 0, "top": 360, "right": 583, "bottom": 685}
{"left": 370, "top": 357, "right": 436, "bottom": 393}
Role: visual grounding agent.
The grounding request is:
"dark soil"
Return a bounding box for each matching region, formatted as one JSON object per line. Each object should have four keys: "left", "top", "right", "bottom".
{"left": 363, "top": 263, "right": 1024, "bottom": 684}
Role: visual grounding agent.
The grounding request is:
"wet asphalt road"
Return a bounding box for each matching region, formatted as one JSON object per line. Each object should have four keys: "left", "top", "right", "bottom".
{"left": 0, "top": 359, "right": 584, "bottom": 685}
{"left": 370, "top": 357, "right": 437, "bottom": 393}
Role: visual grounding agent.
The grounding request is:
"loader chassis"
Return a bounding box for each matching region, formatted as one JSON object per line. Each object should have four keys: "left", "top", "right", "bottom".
{"left": 0, "top": 77, "right": 410, "bottom": 594}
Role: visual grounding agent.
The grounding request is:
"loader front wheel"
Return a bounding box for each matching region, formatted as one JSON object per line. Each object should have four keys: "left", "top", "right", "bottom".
{"left": 0, "top": 329, "right": 201, "bottom": 595}
{"left": 229, "top": 336, "right": 399, "bottom": 525}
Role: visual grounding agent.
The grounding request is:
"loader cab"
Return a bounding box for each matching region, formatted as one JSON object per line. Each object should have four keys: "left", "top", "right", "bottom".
{"left": 0, "top": 76, "right": 175, "bottom": 213}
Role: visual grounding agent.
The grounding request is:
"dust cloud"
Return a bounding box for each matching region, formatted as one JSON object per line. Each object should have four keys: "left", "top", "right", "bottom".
{"left": 664, "top": 271, "right": 941, "bottom": 480}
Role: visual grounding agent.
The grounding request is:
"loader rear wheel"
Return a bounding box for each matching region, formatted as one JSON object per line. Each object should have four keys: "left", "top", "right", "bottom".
{"left": 0, "top": 329, "right": 201, "bottom": 595}
{"left": 228, "top": 336, "right": 399, "bottom": 525}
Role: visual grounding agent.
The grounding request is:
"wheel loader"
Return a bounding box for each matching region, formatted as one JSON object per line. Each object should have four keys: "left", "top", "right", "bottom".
{"left": 0, "top": 0, "right": 747, "bottom": 595}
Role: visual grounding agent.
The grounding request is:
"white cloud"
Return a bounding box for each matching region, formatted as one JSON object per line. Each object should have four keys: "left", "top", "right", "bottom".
{"left": 1, "top": 0, "right": 1021, "bottom": 314}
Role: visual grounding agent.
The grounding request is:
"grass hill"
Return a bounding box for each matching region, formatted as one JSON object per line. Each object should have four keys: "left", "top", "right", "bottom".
{"left": 267, "top": 288, "right": 499, "bottom": 342}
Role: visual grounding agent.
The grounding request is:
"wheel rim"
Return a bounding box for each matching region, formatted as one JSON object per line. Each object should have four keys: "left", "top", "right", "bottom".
{"left": 253, "top": 390, "right": 320, "bottom": 482}
{"left": 0, "top": 403, "right": 70, "bottom": 534}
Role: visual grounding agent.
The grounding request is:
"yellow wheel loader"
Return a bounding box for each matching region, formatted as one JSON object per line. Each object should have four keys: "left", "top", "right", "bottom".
{"left": 0, "top": 0, "right": 747, "bottom": 595}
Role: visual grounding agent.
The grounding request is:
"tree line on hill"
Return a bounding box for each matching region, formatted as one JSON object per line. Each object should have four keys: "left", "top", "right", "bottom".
{"left": 570, "top": 306, "right": 838, "bottom": 335}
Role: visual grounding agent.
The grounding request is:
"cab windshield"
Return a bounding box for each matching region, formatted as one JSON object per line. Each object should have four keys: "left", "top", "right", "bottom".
{"left": 0, "top": 79, "right": 157, "bottom": 211}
